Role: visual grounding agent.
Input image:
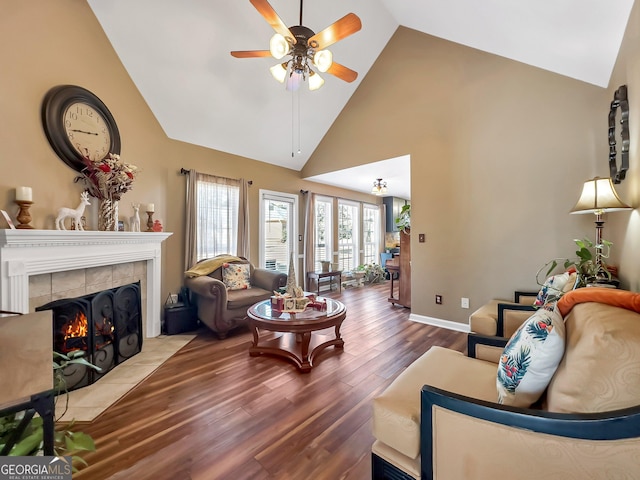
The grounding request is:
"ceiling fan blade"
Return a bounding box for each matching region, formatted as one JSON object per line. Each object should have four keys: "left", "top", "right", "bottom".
{"left": 327, "top": 62, "right": 358, "bottom": 83}
{"left": 250, "top": 0, "right": 296, "bottom": 44}
{"left": 308, "top": 13, "right": 362, "bottom": 50}
{"left": 230, "top": 50, "right": 273, "bottom": 58}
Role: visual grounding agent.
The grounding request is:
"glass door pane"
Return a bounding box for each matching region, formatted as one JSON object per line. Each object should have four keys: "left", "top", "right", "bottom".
{"left": 261, "top": 192, "right": 296, "bottom": 273}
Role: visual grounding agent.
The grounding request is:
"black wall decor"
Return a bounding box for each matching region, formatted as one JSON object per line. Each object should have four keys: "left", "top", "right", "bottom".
{"left": 608, "top": 85, "right": 630, "bottom": 184}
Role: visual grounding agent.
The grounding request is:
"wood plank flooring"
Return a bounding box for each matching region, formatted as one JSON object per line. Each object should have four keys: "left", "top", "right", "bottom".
{"left": 73, "top": 282, "right": 467, "bottom": 480}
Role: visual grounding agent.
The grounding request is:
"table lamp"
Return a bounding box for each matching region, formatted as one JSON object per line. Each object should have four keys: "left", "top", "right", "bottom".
{"left": 570, "top": 176, "right": 632, "bottom": 278}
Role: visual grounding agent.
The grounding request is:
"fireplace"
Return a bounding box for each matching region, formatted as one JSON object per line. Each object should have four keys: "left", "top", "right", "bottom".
{"left": 0, "top": 230, "right": 171, "bottom": 338}
{"left": 37, "top": 282, "right": 142, "bottom": 391}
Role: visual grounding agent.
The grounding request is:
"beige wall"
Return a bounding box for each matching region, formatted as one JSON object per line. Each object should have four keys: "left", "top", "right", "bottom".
{"left": 0, "top": 1, "right": 375, "bottom": 308}
{"left": 606, "top": 0, "right": 640, "bottom": 293}
{"left": 305, "top": 27, "right": 612, "bottom": 325}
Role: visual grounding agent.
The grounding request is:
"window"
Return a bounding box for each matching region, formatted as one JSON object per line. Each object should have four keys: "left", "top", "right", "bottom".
{"left": 259, "top": 190, "right": 297, "bottom": 273}
{"left": 337, "top": 200, "right": 359, "bottom": 272}
{"left": 195, "top": 176, "right": 239, "bottom": 260}
{"left": 363, "top": 204, "right": 380, "bottom": 265}
{"left": 314, "top": 196, "right": 333, "bottom": 271}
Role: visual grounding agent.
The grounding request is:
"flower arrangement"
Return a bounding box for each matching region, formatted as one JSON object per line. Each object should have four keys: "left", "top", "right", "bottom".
{"left": 75, "top": 153, "right": 137, "bottom": 201}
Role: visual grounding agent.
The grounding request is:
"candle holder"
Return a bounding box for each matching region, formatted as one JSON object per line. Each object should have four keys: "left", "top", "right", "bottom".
{"left": 15, "top": 201, "right": 34, "bottom": 229}
{"left": 146, "top": 211, "right": 154, "bottom": 232}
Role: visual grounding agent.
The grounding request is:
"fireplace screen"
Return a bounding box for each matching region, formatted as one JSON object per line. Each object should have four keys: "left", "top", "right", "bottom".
{"left": 37, "top": 282, "right": 142, "bottom": 391}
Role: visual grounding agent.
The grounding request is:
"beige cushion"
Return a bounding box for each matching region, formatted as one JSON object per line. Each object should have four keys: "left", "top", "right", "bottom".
{"left": 546, "top": 302, "right": 640, "bottom": 413}
{"left": 372, "top": 346, "right": 498, "bottom": 460}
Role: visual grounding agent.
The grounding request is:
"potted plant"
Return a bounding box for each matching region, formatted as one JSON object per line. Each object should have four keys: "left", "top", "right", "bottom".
{"left": 0, "top": 351, "right": 99, "bottom": 470}
{"left": 356, "top": 263, "right": 387, "bottom": 284}
{"left": 539, "top": 237, "right": 614, "bottom": 289}
{"left": 395, "top": 204, "right": 411, "bottom": 233}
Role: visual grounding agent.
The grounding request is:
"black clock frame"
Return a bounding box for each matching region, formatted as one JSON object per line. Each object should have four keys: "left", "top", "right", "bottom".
{"left": 608, "top": 85, "right": 629, "bottom": 184}
{"left": 41, "top": 85, "right": 121, "bottom": 173}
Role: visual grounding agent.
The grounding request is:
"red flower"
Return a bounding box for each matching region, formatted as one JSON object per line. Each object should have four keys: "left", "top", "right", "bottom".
{"left": 98, "top": 163, "right": 111, "bottom": 173}
{"left": 126, "top": 172, "right": 134, "bottom": 179}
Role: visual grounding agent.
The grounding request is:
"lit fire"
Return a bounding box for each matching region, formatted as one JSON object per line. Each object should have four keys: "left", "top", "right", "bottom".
{"left": 62, "top": 311, "right": 89, "bottom": 353}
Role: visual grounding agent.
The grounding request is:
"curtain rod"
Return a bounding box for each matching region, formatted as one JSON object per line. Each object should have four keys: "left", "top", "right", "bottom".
{"left": 180, "top": 168, "right": 252, "bottom": 185}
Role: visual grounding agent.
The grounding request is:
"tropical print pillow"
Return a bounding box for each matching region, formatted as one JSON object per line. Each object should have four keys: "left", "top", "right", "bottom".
{"left": 533, "top": 272, "right": 575, "bottom": 308}
{"left": 497, "top": 306, "right": 565, "bottom": 407}
{"left": 222, "top": 263, "right": 251, "bottom": 290}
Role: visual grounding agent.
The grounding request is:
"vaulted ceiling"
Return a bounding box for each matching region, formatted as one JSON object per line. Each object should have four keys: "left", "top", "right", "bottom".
{"left": 88, "top": 0, "right": 635, "bottom": 198}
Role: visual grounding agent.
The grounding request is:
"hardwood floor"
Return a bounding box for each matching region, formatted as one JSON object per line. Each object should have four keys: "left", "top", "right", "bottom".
{"left": 74, "top": 282, "right": 467, "bottom": 480}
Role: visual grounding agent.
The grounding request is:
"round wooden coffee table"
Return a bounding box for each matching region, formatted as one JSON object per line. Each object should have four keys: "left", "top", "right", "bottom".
{"left": 247, "top": 298, "right": 346, "bottom": 372}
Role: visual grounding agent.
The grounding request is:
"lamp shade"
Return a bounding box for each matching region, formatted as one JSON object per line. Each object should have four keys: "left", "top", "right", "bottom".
{"left": 308, "top": 71, "right": 324, "bottom": 91}
{"left": 570, "top": 177, "right": 631, "bottom": 214}
{"left": 269, "top": 33, "right": 290, "bottom": 59}
{"left": 313, "top": 50, "right": 333, "bottom": 73}
{"left": 270, "top": 63, "right": 287, "bottom": 83}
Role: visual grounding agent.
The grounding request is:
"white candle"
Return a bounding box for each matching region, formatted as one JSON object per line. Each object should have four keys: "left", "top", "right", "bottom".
{"left": 146, "top": 203, "right": 155, "bottom": 213}
{"left": 15, "top": 186, "right": 32, "bottom": 202}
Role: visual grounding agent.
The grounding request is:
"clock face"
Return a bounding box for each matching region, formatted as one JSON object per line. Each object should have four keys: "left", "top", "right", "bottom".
{"left": 63, "top": 102, "right": 112, "bottom": 162}
{"left": 41, "top": 85, "right": 121, "bottom": 173}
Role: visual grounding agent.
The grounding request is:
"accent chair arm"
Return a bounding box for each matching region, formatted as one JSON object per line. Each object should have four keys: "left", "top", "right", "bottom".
{"left": 184, "top": 275, "right": 227, "bottom": 303}
{"left": 420, "top": 385, "right": 640, "bottom": 480}
{"left": 514, "top": 290, "right": 538, "bottom": 303}
{"left": 251, "top": 268, "right": 287, "bottom": 292}
{"left": 467, "top": 333, "right": 508, "bottom": 363}
{"left": 497, "top": 303, "right": 535, "bottom": 337}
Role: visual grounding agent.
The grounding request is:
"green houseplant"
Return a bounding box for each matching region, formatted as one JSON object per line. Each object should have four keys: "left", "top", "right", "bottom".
{"left": 0, "top": 350, "right": 99, "bottom": 470}
{"left": 395, "top": 204, "right": 411, "bottom": 233}
{"left": 356, "top": 263, "right": 386, "bottom": 284}
{"left": 539, "top": 237, "right": 614, "bottom": 288}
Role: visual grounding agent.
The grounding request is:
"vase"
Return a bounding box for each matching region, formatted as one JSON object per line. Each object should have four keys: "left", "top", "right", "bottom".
{"left": 98, "top": 199, "right": 119, "bottom": 231}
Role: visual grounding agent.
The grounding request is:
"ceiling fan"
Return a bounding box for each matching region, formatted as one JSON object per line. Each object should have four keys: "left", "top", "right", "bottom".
{"left": 230, "top": 0, "right": 362, "bottom": 91}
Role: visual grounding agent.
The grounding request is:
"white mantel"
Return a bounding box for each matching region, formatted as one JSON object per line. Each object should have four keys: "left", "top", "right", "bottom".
{"left": 0, "top": 230, "right": 172, "bottom": 337}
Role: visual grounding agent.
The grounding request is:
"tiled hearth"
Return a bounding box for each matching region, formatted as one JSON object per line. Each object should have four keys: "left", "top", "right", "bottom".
{"left": 58, "top": 333, "right": 195, "bottom": 422}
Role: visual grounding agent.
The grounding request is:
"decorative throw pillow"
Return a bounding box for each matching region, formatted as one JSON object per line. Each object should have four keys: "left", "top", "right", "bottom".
{"left": 533, "top": 272, "right": 573, "bottom": 308}
{"left": 497, "top": 306, "right": 565, "bottom": 407}
{"left": 222, "top": 263, "right": 251, "bottom": 290}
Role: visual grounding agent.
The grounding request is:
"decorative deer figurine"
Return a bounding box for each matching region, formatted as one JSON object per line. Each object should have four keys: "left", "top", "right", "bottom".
{"left": 130, "top": 203, "right": 141, "bottom": 232}
{"left": 56, "top": 192, "right": 91, "bottom": 231}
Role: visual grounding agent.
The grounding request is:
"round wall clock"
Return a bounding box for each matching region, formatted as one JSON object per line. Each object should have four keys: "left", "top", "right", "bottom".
{"left": 608, "top": 85, "right": 629, "bottom": 184}
{"left": 41, "top": 85, "right": 121, "bottom": 172}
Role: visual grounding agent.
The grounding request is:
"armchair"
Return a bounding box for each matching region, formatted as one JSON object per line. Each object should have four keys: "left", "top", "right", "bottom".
{"left": 469, "top": 290, "right": 537, "bottom": 338}
{"left": 372, "top": 289, "right": 640, "bottom": 479}
{"left": 185, "top": 256, "right": 287, "bottom": 339}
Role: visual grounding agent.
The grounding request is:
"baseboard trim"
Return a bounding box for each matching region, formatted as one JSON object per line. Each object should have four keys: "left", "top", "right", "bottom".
{"left": 409, "top": 313, "right": 470, "bottom": 333}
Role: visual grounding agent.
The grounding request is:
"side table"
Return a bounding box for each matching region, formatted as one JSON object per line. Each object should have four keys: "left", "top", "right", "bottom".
{"left": 307, "top": 271, "right": 342, "bottom": 295}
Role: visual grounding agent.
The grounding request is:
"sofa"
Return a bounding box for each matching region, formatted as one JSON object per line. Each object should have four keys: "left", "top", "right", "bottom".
{"left": 372, "top": 288, "right": 640, "bottom": 479}
{"left": 184, "top": 255, "right": 287, "bottom": 339}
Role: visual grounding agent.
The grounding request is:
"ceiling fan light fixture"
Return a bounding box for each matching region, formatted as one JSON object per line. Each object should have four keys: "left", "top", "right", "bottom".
{"left": 313, "top": 50, "right": 333, "bottom": 73}
{"left": 270, "top": 62, "right": 287, "bottom": 83}
{"left": 269, "top": 33, "right": 290, "bottom": 59}
{"left": 308, "top": 70, "right": 324, "bottom": 91}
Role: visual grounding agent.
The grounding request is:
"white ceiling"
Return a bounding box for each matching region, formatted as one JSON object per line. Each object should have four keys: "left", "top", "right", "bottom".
{"left": 88, "top": 0, "right": 635, "bottom": 200}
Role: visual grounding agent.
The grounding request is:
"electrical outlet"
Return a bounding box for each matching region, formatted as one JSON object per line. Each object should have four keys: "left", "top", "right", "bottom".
{"left": 461, "top": 297, "right": 470, "bottom": 309}
{"left": 418, "top": 233, "right": 425, "bottom": 243}
{"left": 169, "top": 293, "right": 179, "bottom": 303}
{"left": 435, "top": 295, "right": 442, "bottom": 305}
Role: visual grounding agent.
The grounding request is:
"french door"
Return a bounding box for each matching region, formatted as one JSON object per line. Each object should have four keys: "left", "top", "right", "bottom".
{"left": 259, "top": 190, "right": 298, "bottom": 273}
